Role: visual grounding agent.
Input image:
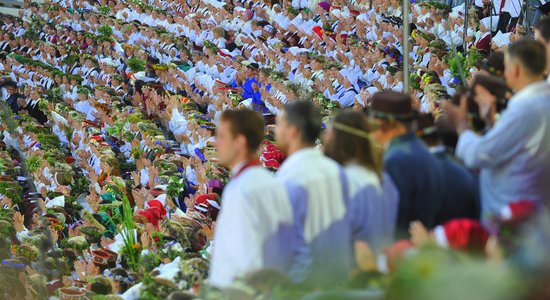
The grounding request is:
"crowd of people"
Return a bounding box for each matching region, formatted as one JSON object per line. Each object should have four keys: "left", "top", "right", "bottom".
{"left": 1, "top": 0, "right": 550, "bottom": 298}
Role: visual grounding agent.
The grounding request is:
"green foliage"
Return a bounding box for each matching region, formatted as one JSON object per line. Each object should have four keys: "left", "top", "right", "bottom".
{"left": 0, "top": 101, "right": 17, "bottom": 133}
{"left": 202, "top": 40, "right": 219, "bottom": 53}
{"left": 410, "top": 73, "right": 421, "bottom": 91}
{"left": 166, "top": 176, "right": 186, "bottom": 200}
{"left": 467, "top": 48, "right": 484, "bottom": 69}
{"left": 139, "top": 276, "right": 178, "bottom": 300}
{"left": 26, "top": 155, "right": 41, "bottom": 174}
{"left": 128, "top": 57, "right": 146, "bottom": 72}
{"left": 79, "top": 226, "right": 103, "bottom": 243}
{"left": 60, "top": 236, "right": 90, "bottom": 251}
{"left": 100, "top": 5, "right": 111, "bottom": 15}
{"left": 288, "top": 6, "right": 300, "bottom": 16}
{"left": 139, "top": 251, "right": 161, "bottom": 273}
{"left": 446, "top": 51, "right": 468, "bottom": 87}
{"left": 98, "top": 25, "right": 113, "bottom": 37}
{"left": 37, "top": 132, "right": 61, "bottom": 150}
{"left": 44, "top": 148, "right": 65, "bottom": 166}
{"left": 48, "top": 87, "right": 63, "bottom": 103}
{"left": 71, "top": 174, "right": 90, "bottom": 196}
{"left": 107, "top": 181, "right": 139, "bottom": 272}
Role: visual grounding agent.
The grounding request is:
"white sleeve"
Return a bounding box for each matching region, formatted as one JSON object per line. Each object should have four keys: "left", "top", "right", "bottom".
{"left": 456, "top": 105, "right": 537, "bottom": 169}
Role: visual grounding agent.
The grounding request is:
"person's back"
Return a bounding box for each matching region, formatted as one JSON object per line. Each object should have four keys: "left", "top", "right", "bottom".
{"left": 368, "top": 91, "right": 443, "bottom": 233}
{"left": 275, "top": 101, "right": 354, "bottom": 287}
{"left": 345, "top": 165, "right": 399, "bottom": 254}
{"left": 434, "top": 151, "right": 480, "bottom": 224}
{"left": 277, "top": 148, "right": 351, "bottom": 286}
{"left": 383, "top": 132, "right": 443, "bottom": 231}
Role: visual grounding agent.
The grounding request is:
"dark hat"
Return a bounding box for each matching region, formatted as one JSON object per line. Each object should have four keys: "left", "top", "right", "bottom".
{"left": 369, "top": 90, "right": 415, "bottom": 121}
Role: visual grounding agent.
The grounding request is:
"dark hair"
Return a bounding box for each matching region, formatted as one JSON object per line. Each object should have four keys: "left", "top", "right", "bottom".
{"left": 536, "top": 16, "right": 550, "bottom": 42}
{"left": 111, "top": 268, "right": 130, "bottom": 292}
{"left": 90, "top": 279, "right": 112, "bottom": 295}
{"left": 283, "top": 100, "right": 322, "bottom": 145}
{"left": 507, "top": 39, "right": 547, "bottom": 76}
{"left": 479, "top": 51, "right": 505, "bottom": 76}
{"left": 220, "top": 109, "right": 265, "bottom": 153}
{"left": 3, "top": 80, "right": 17, "bottom": 89}
{"left": 325, "top": 110, "right": 381, "bottom": 176}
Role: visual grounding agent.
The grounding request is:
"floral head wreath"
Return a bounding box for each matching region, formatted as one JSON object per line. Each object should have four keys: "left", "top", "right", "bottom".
{"left": 103, "top": 269, "right": 134, "bottom": 284}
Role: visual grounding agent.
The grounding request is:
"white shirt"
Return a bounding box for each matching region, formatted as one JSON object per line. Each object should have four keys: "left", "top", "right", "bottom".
{"left": 276, "top": 148, "right": 352, "bottom": 286}
{"left": 209, "top": 166, "right": 295, "bottom": 287}
{"left": 502, "top": 0, "right": 522, "bottom": 17}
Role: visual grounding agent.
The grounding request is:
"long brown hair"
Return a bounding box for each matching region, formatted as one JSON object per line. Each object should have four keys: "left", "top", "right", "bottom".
{"left": 324, "top": 110, "right": 382, "bottom": 177}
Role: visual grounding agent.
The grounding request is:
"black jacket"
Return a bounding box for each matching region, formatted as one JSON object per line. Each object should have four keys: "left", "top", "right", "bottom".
{"left": 5, "top": 93, "right": 23, "bottom": 113}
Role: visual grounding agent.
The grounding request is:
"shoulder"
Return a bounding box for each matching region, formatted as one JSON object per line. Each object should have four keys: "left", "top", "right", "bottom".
{"left": 237, "top": 167, "right": 283, "bottom": 192}
{"left": 345, "top": 164, "right": 381, "bottom": 195}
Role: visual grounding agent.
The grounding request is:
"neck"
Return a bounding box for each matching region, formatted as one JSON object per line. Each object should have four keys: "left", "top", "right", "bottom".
{"left": 287, "top": 141, "right": 313, "bottom": 156}
{"left": 230, "top": 152, "right": 255, "bottom": 172}
{"left": 514, "top": 76, "right": 544, "bottom": 91}
{"left": 383, "top": 125, "right": 408, "bottom": 147}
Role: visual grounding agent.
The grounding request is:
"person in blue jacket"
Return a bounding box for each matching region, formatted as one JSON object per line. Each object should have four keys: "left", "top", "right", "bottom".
{"left": 368, "top": 90, "right": 443, "bottom": 235}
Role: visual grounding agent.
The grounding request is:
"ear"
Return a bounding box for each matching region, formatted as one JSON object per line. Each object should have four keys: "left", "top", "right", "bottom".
{"left": 236, "top": 133, "right": 248, "bottom": 152}
{"left": 513, "top": 63, "right": 521, "bottom": 79}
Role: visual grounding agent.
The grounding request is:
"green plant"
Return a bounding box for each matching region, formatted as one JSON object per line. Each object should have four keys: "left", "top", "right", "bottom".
{"left": 139, "top": 251, "right": 161, "bottom": 273}
{"left": 36, "top": 132, "right": 61, "bottom": 151}
{"left": 166, "top": 176, "right": 186, "bottom": 200}
{"left": 107, "top": 182, "right": 139, "bottom": 272}
{"left": 100, "top": 5, "right": 111, "bottom": 15}
{"left": 128, "top": 57, "right": 146, "bottom": 72}
{"left": 202, "top": 40, "right": 219, "bottom": 53}
{"left": 0, "top": 181, "right": 23, "bottom": 204}
{"left": 79, "top": 226, "right": 103, "bottom": 243}
{"left": 70, "top": 175, "right": 90, "bottom": 196}
{"left": 446, "top": 50, "right": 468, "bottom": 87}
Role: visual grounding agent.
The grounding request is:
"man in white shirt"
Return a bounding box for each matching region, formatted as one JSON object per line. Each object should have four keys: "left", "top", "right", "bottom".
{"left": 445, "top": 39, "right": 550, "bottom": 221}
{"left": 209, "top": 109, "right": 299, "bottom": 288}
{"left": 275, "top": 100, "right": 353, "bottom": 287}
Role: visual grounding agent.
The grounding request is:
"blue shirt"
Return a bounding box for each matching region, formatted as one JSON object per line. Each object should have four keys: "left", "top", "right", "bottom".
{"left": 456, "top": 81, "right": 550, "bottom": 221}
{"left": 242, "top": 77, "right": 269, "bottom": 113}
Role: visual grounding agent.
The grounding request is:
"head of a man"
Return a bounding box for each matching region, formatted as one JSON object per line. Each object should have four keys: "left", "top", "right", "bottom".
{"left": 368, "top": 90, "right": 415, "bottom": 147}
{"left": 534, "top": 16, "right": 550, "bottom": 72}
{"left": 504, "top": 39, "right": 547, "bottom": 91}
{"left": 216, "top": 109, "right": 264, "bottom": 169}
{"left": 275, "top": 100, "right": 322, "bottom": 155}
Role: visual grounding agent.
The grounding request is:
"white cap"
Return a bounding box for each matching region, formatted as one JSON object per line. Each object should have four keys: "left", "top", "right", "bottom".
{"left": 493, "top": 31, "right": 511, "bottom": 48}
{"left": 480, "top": 16, "right": 498, "bottom": 32}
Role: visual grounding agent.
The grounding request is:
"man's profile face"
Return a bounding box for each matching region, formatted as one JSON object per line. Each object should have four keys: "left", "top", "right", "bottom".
{"left": 215, "top": 120, "right": 239, "bottom": 168}
{"left": 275, "top": 111, "right": 291, "bottom": 154}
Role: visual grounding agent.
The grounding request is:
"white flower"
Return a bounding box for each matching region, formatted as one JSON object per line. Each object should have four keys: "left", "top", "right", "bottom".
{"left": 171, "top": 242, "right": 183, "bottom": 252}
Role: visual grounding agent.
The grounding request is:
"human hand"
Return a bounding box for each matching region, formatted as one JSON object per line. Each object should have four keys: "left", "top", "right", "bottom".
{"left": 409, "top": 221, "right": 430, "bottom": 247}
{"left": 473, "top": 84, "right": 497, "bottom": 126}
{"left": 442, "top": 94, "right": 469, "bottom": 134}
{"left": 13, "top": 211, "right": 25, "bottom": 232}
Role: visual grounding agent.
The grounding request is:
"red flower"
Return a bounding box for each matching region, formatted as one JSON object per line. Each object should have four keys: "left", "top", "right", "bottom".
{"left": 264, "top": 159, "right": 281, "bottom": 169}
